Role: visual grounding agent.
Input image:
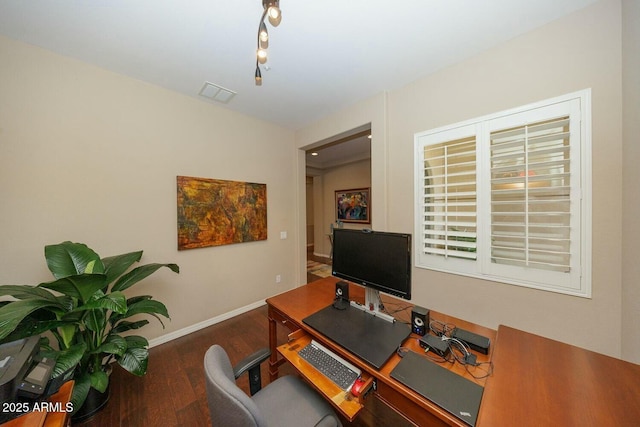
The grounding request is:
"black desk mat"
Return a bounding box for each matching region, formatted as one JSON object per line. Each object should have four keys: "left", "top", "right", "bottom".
{"left": 303, "top": 304, "right": 411, "bottom": 369}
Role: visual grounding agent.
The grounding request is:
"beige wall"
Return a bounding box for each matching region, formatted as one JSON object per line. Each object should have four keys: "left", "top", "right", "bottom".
{"left": 295, "top": 93, "right": 388, "bottom": 283}
{"left": 311, "top": 159, "right": 372, "bottom": 258}
{"left": 297, "top": 0, "right": 630, "bottom": 359}
{"left": 0, "top": 35, "right": 298, "bottom": 343}
{"left": 621, "top": 0, "right": 640, "bottom": 363}
{"left": 306, "top": 177, "right": 314, "bottom": 247}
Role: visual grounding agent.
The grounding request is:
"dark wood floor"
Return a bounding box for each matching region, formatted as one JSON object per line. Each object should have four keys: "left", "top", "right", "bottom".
{"left": 76, "top": 248, "right": 412, "bottom": 426}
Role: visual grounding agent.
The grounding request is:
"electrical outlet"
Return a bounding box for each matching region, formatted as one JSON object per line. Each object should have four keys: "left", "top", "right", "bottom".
{"left": 275, "top": 275, "right": 282, "bottom": 283}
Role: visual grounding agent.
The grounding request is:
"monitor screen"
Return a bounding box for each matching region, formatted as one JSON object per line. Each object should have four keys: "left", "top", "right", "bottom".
{"left": 331, "top": 229, "right": 412, "bottom": 300}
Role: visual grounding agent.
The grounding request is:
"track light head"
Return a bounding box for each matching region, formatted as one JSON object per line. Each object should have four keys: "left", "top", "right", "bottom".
{"left": 268, "top": 6, "right": 282, "bottom": 27}
{"left": 257, "top": 48, "right": 268, "bottom": 64}
{"left": 259, "top": 22, "right": 269, "bottom": 48}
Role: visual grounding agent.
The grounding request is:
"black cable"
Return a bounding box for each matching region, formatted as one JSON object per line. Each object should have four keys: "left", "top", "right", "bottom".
{"left": 463, "top": 360, "right": 494, "bottom": 380}
{"left": 429, "top": 319, "right": 456, "bottom": 337}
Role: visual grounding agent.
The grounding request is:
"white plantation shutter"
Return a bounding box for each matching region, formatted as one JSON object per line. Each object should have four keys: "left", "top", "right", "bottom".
{"left": 415, "top": 124, "right": 479, "bottom": 275}
{"left": 415, "top": 90, "right": 591, "bottom": 297}
{"left": 422, "top": 136, "right": 477, "bottom": 259}
{"left": 489, "top": 117, "right": 571, "bottom": 272}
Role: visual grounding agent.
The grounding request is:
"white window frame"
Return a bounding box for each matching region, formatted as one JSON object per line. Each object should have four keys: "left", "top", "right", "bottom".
{"left": 414, "top": 89, "right": 592, "bottom": 297}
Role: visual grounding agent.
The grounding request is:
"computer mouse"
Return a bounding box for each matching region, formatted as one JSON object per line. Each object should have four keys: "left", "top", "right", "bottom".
{"left": 351, "top": 377, "right": 366, "bottom": 397}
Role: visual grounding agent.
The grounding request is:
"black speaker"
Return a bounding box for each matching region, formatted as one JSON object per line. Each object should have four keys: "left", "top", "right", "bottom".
{"left": 411, "top": 306, "right": 430, "bottom": 336}
{"left": 332, "top": 281, "right": 349, "bottom": 310}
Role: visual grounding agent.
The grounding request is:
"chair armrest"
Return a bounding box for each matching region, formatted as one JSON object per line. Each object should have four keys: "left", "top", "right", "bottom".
{"left": 233, "top": 347, "right": 271, "bottom": 379}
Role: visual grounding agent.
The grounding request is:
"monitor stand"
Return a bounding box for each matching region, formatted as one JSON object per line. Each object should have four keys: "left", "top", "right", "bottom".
{"left": 350, "top": 287, "right": 395, "bottom": 323}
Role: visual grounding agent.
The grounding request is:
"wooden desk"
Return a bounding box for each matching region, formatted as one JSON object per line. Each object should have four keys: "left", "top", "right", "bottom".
{"left": 1, "top": 381, "right": 74, "bottom": 427}
{"left": 267, "top": 278, "right": 640, "bottom": 426}
{"left": 479, "top": 325, "right": 640, "bottom": 426}
{"left": 266, "top": 277, "right": 496, "bottom": 426}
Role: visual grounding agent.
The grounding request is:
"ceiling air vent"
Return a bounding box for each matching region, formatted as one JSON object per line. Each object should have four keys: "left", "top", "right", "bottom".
{"left": 198, "top": 82, "right": 236, "bottom": 104}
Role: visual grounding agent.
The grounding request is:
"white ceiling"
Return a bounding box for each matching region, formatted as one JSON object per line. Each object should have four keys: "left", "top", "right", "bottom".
{"left": 0, "top": 0, "right": 596, "bottom": 130}
{"left": 306, "top": 133, "right": 372, "bottom": 171}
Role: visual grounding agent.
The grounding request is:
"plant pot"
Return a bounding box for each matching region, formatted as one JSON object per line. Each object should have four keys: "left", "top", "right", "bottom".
{"left": 71, "top": 384, "right": 110, "bottom": 423}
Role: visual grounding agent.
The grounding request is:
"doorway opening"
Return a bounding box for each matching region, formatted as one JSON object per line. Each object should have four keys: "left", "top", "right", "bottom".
{"left": 304, "top": 125, "right": 372, "bottom": 281}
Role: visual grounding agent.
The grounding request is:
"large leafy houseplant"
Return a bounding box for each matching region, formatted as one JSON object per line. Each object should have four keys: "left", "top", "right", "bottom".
{"left": 0, "top": 242, "right": 179, "bottom": 413}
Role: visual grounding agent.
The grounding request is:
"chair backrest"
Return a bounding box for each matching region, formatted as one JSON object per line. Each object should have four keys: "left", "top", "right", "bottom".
{"left": 204, "top": 345, "right": 265, "bottom": 427}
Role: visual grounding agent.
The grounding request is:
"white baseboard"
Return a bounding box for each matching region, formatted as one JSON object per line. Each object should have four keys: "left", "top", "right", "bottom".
{"left": 148, "top": 299, "right": 267, "bottom": 348}
{"left": 313, "top": 252, "right": 331, "bottom": 259}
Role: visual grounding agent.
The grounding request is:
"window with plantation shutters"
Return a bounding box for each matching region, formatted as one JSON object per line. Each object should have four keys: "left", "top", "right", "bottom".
{"left": 414, "top": 90, "right": 591, "bottom": 297}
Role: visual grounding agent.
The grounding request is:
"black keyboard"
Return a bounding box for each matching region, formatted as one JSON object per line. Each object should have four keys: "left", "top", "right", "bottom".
{"left": 298, "top": 340, "right": 361, "bottom": 391}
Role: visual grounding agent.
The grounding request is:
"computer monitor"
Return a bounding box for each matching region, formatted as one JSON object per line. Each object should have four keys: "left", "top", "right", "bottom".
{"left": 331, "top": 228, "right": 412, "bottom": 320}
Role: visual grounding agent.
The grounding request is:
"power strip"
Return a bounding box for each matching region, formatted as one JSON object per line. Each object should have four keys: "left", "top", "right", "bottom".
{"left": 419, "top": 334, "right": 450, "bottom": 358}
{"left": 451, "top": 328, "right": 490, "bottom": 355}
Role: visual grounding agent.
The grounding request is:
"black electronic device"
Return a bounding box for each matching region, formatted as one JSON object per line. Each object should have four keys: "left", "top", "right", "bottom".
{"left": 17, "top": 355, "right": 55, "bottom": 399}
{"left": 332, "top": 281, "right": 350, "bottom": 310}
{"left": 0, "top": 336, "right": 40, "bottom": 402}
{"left": 391, "top": 351, "right": 483, "bottom": 426}
{"left": 331, "top": 228, "right": 412, "bottom": 302}
{"left": 452, "top": 328, "right": 491, "bottom": 355}
{"left": 419, "top": 334, "right": 450, "bottom": 358}
{"left": 44, "top": 364, "right": 75, "bottom": 397}
{"left": 411, "top": 306, "right": 429, "bottom": 336}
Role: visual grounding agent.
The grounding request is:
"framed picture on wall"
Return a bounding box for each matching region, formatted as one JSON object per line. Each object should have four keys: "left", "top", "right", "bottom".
{"left": 335, "top": 188, "right": 370, "bottom": 224}
{"left": 177, "top": 176, "right": 267, "bottom": 250}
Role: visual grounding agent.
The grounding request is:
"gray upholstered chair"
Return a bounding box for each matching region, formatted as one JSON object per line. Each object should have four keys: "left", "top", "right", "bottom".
{"left": 204, "top": 344, "right": 343, "bottom": 427}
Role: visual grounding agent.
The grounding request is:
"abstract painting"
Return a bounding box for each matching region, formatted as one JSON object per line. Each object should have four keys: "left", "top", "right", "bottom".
{"left": 335, "top": 188, "right": 370, "bottom": 224}
{"left": 177, "top": 176, "right": 267, "bottom": 250}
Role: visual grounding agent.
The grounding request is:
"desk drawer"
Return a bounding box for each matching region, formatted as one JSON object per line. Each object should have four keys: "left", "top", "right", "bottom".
{"left": 376, "top": 381, "right": 452, "bottom": 427}
{"left": 268, "top": 306, "right": 299, "bottom": 332}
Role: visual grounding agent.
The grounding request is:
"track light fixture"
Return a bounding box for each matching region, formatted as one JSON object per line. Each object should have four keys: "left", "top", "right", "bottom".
{"left": 255, "top": 0, "right": 282, "bottom": 86}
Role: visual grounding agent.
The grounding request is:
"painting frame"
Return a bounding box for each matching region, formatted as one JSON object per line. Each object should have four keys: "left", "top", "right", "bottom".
{"left": 335, "top": 188, "right": 370, "bottom": 224}
{"left": 177, "top": 176, "right": 267, "bottom": 250}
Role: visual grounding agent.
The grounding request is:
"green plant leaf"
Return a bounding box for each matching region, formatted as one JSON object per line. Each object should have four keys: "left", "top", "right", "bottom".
{"left": 58, "top": 324, "right": 78, "bottom": 349}
{"left": 44, "top": 241, "right": 104, "bottom": 279}
{"left": 0, "top": 285, "right": 59, "bottom": 301}
{"left": 109, "top": 295, "right": 169, "bottom": 328}
{"left": 125, "top": 299, "right": 170, "bottom": 322}
{"left": 49, "top": 343, "right": 86, "bottom": 377}
{"left": 39, "top": 274, "right": 108, "bottom": 303}
{"left": 123, "top": 295, "right": 152, "bottom": 304}
{"left": 94, "top": 334, "right": 127, "bottom": 357}
{"left": 102, "top": 251, "right": 143, "bottom": 287}
{"left": 70, "top": 372, "right": 91, "bottom": 414}
{"left": 0, "top": 318, "right": 70, "bottom": 344}
{"left": 0, "top": 299, "right": 66, "bottom": 340}
{"left": 89, "top": 370, "right": 109, "bottom": 393}
{"left": 85, "top": 309, "right": 105, "bottom": 334}
{"left": 124, "top": 334, "right": 148, "bottom": 348}
{"left": 111, "top": 263, "right": 179, "bottom": 292}
{"left": 110, "top": 319, "right": 149, "bottom": 334}
{"left": 117, "top": 335, "right": 149, "bottom": 376}
{"left": 72, "top": 291, "right": 127, "bottom": 315}
{"left": 108, "top": 295, "right": 150, "bottom": 326}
